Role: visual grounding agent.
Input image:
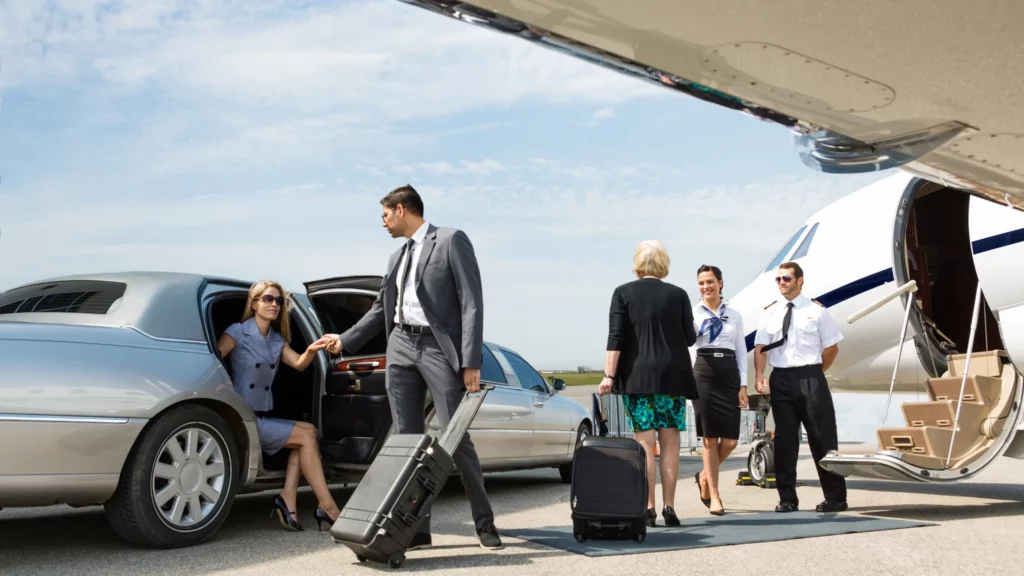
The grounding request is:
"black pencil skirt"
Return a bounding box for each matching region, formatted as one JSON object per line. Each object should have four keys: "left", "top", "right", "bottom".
{"left": 692, "top": 348, "right": 741, "bottom": 440}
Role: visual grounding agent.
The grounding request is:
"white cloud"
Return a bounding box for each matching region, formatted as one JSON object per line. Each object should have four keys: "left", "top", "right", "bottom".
{"left": 585, "top": 106, "right": 615, "bottom": 126}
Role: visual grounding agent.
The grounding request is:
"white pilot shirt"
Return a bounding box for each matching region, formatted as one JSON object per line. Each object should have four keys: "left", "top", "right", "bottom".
{"left": 754, "top": 294, "right": 843, "bottom": 368}
{"left": 394, "top": 220, "right": 430, "bottom": 326}
{"left": 692, "top": 301, "right": 748, "bottom": 388}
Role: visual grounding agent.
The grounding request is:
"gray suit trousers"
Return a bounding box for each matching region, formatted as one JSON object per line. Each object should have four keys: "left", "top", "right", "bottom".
{"left": 385, "top": 328, "right": 494, "bottom": 534}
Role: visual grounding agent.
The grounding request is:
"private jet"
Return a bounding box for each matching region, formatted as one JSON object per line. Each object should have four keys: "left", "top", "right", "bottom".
{"left": 393, "top": 1, "right": 1024, "bottom": 484}
{"left": 730, "top": 172, "right": 1024, "bottom": 484}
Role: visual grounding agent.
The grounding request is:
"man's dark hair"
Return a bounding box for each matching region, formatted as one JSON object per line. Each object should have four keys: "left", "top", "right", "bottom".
{"left": 696, "top": 264, "right": 723, "bottom": 282}
{"left": 381, "top": 184, "right": 424, "bottom": 217}
{"left": 779, "top": 261, "right": 804, "bottom": 279}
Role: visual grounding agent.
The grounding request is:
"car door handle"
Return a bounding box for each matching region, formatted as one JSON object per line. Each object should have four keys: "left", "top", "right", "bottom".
{"left": 532, "top": 401, "right": 544, "bottom": 407}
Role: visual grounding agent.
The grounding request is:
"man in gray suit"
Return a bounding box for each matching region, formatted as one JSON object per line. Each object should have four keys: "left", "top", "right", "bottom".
{"left": 322, "top": 185, "right": 501, "bottom": 550}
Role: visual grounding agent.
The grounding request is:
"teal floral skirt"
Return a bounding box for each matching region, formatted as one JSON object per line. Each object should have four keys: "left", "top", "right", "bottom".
{"left": 623, "top": 394, "right": 687, "bottom": 432}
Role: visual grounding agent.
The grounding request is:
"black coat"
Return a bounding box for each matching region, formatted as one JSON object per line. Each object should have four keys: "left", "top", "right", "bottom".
{"left": 606, "top": 278, "right": 698, "bottom": 398}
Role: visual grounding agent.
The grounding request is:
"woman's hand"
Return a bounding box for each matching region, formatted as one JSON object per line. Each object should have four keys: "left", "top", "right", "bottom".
{"left": 306, "top": 337, "right": 329, "bottom": 354}
{"left": 598, "top": 377, "right": 613, "bottom": 396}
{"left": 738, "top": 387, "right": 749, "bottom": 409}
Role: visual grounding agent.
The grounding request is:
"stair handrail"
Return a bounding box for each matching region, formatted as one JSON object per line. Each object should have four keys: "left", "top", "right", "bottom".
{"left": 840, "top": 280, "right": 919, "bottom": 431}
{"left": 846, "top": 280, "right": 917, "bottom": 325}
{"left": 881, "top": 284, "right": 918, "bottom": 430}
{"left": 947, "top": 283, "right": 984, "bottom": 468}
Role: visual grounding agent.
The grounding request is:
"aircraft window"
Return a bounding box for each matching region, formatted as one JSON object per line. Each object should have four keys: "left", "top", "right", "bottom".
{"left": 791, "top": 222, "right": 819, "bottom": 260}
{"left": 762, "top": 225, "right": 807, "bottom": 273}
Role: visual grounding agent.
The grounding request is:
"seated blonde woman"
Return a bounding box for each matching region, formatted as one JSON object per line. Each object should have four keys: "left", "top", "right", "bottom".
{"left": 217, "top": 280, "right": 340, "bottom": 532}
{"left": 598, "top": 240, "right": 698, "bottom": 527}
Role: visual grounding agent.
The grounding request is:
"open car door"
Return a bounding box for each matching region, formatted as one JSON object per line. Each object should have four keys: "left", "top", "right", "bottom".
{"left": 304, "top": 276, "right": 391, "bottom": 467}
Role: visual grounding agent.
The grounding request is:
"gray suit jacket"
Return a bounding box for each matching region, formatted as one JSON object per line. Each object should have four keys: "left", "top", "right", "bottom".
{"left": 339, "top": 224, "right": 484, "bottom": 372}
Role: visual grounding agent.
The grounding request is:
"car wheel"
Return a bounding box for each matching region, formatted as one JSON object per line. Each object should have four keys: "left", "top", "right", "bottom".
{"left": 104, "top": 404, "right": 239, "bottom": 549}
{"left": 559, "top": 422, "right": 591, "bottom": 483}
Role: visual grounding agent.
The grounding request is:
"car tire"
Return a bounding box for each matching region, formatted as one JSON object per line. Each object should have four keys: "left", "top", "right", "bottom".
{"left": 559, "top": 422, "right": 591, "bottom": 484}
{"left": 104, "top": 404, "right": 239, "bottom": 549}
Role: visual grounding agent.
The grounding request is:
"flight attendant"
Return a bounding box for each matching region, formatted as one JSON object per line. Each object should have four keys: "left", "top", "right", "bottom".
{"left": 754, "top": 262, "right": 848, "bottom": 513}
{"left": 691, "top": 265, "right": 749, "bottom": 516}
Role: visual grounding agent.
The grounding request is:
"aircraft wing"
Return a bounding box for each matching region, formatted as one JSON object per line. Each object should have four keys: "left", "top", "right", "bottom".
{"left": 394, "top": 0, "right": 1024, "bottom": 211}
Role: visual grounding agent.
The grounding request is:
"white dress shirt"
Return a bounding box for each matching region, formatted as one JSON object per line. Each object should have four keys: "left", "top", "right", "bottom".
{"left": 394, "top": 221, "right": 430, "bottom": 326}
{"left": 754, "top": 293, "right": 843, "bottom": 368}
{"left": 692, "top": 300, "right": 748, "bottom": 388}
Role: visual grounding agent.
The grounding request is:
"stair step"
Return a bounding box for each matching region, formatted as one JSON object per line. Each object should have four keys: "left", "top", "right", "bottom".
{"left": 947, "top": 350, "right": 1006, "bottom": 378}
{"left": 901, "top": 400, "right": 987, "bottom": 430}
{"left": 877, "top": 426, "right": 978, "bottom": 461}
{"left": 925, "top": 375, "right": 1002, "bottom": 406}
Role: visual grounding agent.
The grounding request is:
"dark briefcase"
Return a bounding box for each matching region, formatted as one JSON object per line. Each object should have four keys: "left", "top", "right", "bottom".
{"left": 329, "top": 384, "right": 492, "bottom": 568}
{"left": 570, "top": 435, "right": 648, "bottom": 543}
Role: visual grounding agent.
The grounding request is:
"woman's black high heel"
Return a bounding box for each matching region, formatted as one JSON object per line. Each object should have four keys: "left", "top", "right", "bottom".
{"left": 645, "top": 507, "right": 657, "bottom": 527}
{"left": 662, "top": 505, "right": 681, "bottom": 527}
{"left": 271, "top": 495, "right": 303, "bottom": 532}
{"left": 314, "top": 507, "right": 339, "bottom": 533}
{"left": 694, "top": 471, "right": 711, "bottom": 508}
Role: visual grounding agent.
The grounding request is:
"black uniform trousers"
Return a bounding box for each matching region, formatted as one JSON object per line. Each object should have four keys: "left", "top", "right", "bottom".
{"left": 768, "top": 364, "right": 847, "bottom": 504}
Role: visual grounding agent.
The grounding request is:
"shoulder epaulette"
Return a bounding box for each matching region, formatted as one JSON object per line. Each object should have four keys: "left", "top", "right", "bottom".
{"left": 812, "top": 299, "right": 824, "bottom": 307}
{"left": 764, "top": 301, "right": 776, "bottom": 310}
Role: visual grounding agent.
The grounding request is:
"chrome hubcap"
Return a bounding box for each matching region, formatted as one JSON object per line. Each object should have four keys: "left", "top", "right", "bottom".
{"left": 152, "top": 426, "right": 226, "bottom": 528}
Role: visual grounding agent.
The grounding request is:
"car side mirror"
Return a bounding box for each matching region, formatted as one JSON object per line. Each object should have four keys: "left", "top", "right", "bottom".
{"left": 551, "top": 378, "right": 566, "bottom": 391}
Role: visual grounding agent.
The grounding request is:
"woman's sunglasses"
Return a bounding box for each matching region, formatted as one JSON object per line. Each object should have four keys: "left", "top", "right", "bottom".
{"left": 258, "top": 294, "right": 284, "bottom": 306}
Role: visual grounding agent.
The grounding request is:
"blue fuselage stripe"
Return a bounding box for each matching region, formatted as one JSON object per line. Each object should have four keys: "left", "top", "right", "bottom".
{"left": 743, "top": 226, "right": 1024, "bottom": 352}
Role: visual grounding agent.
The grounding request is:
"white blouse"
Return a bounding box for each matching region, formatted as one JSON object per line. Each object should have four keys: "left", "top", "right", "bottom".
{"left": 692, "top": 300, "right": 748, "bottom": 388}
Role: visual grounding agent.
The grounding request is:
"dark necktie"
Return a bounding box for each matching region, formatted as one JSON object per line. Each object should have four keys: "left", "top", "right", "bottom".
{"left": 760, "top": 302, "right": 794, "bottom": 353}
{"left": 396, "top": 239, "right": 415, "bottom": 325}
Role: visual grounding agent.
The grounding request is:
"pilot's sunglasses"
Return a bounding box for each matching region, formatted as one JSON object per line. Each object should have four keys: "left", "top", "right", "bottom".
{"left": 259, "top": 295, "right": 284, "bottom": 305}
{"left": 775, "top": 275, "right": 794, "bottom": 284}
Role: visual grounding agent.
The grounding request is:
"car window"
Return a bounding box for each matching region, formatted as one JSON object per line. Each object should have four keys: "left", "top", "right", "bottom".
{"left": 480, "top": 347, "right": 508, "bottom": 385}
{"left": 762, "top": 225, "right": 807, "bottom": 273}
{"left": 308, "top": 292, "right": 387, "bottom": 356}
{"left": 498, "top": 350, "right": 549, "bottom": 393}
{"left": 790, "top": 222, "right": 819, "bottom": 260}
{"left": 0, "top": 280, "right": 127, "bottom": 315}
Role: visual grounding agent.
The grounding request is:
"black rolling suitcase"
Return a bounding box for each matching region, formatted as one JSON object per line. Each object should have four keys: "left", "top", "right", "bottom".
{"left": 329, "top": 384, "right": 492, "bottom": 568}
{"left": 570, "top": 435, "right": 648, "bottom": 543}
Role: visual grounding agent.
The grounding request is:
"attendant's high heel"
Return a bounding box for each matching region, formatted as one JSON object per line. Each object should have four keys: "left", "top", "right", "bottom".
{"left": 314, "top": 507, "right": 339, "bottom": 533}
{"left": 694, "top": 471, "right": 711, "bottom": 508}
{"left": 662, "top": 505, "right": 681, "bottom": 527}
{"left": 645, "top": 507, "right": 657, "bottom": 527}
{"left": 271, "top": 495, "right": 303, "bottom": 532}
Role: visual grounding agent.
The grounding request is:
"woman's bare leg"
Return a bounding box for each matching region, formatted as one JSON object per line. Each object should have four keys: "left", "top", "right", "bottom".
{"left": 284, "top": 422, "right": 340, "bottom": 519}
{"left": 702, "top": 437, "right": 724, "bottom": 512}
{"left": 657, "top": 427, "right": 680, "bottom": 508}
{"left": 718, "top": 438, "right": 738, "bottom": 463}
{"left": 633, "top": 429, "right": 657, "bottom": 510}
{"left": 280, "top": 449, "right": 301, "bottom": 517}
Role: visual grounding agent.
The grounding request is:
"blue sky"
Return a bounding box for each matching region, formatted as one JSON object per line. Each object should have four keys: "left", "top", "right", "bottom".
{"left": 1, "top": 0, "right": 903, "bottom": 439}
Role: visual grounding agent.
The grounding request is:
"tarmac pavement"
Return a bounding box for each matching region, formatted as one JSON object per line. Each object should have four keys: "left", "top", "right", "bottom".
{"left": 2, "top": 385, "right": 1023, "bottom": 575}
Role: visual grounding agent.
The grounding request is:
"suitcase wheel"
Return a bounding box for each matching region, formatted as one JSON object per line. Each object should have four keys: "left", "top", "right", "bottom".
{"left": 387, "top": 553, "right": 405, "bottom": 569}
{"left": 573, "top": 532, "right": 586, "bottom": 544}
{"left": 635, "top": 533, "right": 645, "bottom": 544}
{"left": 355, "top": 555, "right": 367, "bottom": 563}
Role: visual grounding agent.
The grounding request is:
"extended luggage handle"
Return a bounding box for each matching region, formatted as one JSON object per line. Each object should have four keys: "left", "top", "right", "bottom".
{"left": 438, "top": 384, "right": 493, "bottom": 456}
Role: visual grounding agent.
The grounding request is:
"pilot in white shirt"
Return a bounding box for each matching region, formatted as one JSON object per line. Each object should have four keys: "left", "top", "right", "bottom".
{"left": 394, "top": 220, "right": 430, "bottom": 326}
{"left": 754, "top": 261, "right": 848, "bottom": 514}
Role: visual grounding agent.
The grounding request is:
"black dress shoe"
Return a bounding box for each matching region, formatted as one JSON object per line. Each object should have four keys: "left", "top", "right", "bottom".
{"left": 775, "top": 501, "right": 799, "bottom": 513}
{"left": 815, "top": 500, "right": 848, "bottom": 513}
{"left": 408, "top": 532, "right": 433, "bottom": 551}
{"left": 477, "top": 523, "right": 503, "bottom": 550}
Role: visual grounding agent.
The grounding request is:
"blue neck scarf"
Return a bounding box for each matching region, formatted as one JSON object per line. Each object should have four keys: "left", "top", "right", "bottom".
{"left": 698, "top": 304, "right": 726, "bottom": 343}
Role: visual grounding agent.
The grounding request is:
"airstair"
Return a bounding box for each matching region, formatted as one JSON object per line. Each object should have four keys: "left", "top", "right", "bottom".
{"left": 819, "top": 282, "right": 1024, "bottom": 482}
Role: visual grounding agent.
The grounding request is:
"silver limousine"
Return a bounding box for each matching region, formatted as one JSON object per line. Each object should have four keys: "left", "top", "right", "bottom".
{"left": 0, "top": 272, "right": 592, "bottom": 548}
